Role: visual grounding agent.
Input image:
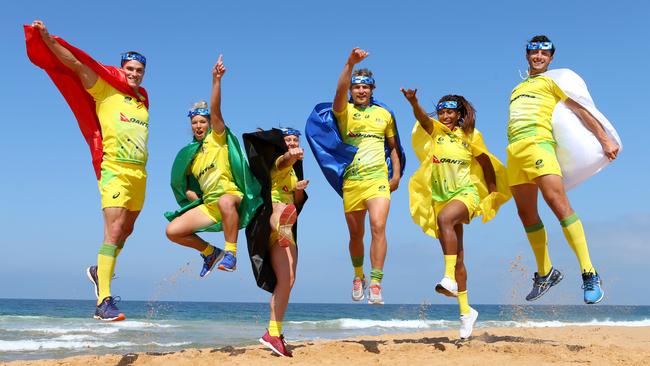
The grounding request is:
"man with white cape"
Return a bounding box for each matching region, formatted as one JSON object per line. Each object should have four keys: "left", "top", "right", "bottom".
{"left": 506, "top": 35, "right": 621, "bottom": 304}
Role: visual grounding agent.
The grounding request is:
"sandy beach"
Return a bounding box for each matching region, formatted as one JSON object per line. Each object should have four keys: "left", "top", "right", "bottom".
{"left": 5, "top": 326, "right": 649, "bottom": 366}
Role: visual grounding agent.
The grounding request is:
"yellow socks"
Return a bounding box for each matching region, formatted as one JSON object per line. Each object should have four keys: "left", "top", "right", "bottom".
{"left": 224, "top": 241, "right": 237, "bottom": 256}
{"left": 457, "top": 291, "right": 470, "bottom": 315}
{"left": 561, "top": 214, "right": 594, "bottom": 273}
{"left": 351, "top": 256, "right": 364, "bottom": 278}
{"left": 200, "top": 244, "right": 215, "bottom": 257}
{"left": 444, "top": 255, "right": 457, "bottom": 281}
{"left": 269, "top": 320, "right": 282, "bottom": 337}
{"left": 97, "top": 243, "right": 118, "bottom": 304}
{"left": 525, "top": 222, "right": 552, "bottom": 276}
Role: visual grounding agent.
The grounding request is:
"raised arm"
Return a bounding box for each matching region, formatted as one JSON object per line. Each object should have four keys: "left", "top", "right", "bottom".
{"left": 564, "top": 98, "right": 619, "bottom": 161}
{"left": 401, "top": 88, "right": 434, "bottom": 135}
{"left": 31, "top": 20, "right": 98, "bottom": 89}
{"left": 210, "top": 54, "right": 226, "bottom": 134}
{"left": 333, "top": 48, "right": 369, "bottom": 113}
{"left": 276, "top": 147, "right": 304, "bottom": 170}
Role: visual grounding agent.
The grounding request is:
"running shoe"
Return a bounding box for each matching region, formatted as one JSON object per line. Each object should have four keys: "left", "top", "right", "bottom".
{"left": 218, "top": 251, "right": 237, "bottom": 272}
{"left": 367, "top": 284, "right": 384, "bottom": 305}
{"left": 200, "top": 246, "right": 225, "bottom": 278}
{"left": 352, "top": 276, "right": 367, "bottom": 301}
{"left": 435, "top": 276, "right": 458, "bottom": 297}
{"left": 94, "top": 296, "right": 126, "bottom": 322}
{"left": 86, "top": 266, "right": 100, "bottom": 299}
{"left": 582, "top": 271, "right": 604, "bottom": 304}
{"left": 277, "top": 204, "right": 297, "bottom": 247}
{"left": 259, "top": 330, "right": 293, "bottom": 357}
{"left": 459, "top": 307, "right": 479, "bottom": 339}
{"left": 525, "top": 267, "right": 563, "bottom": 301}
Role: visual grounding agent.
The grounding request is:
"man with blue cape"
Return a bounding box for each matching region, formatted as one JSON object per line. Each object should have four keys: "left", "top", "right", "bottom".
{"left": 305, "top": 48, "right": 405, "bottom": 305}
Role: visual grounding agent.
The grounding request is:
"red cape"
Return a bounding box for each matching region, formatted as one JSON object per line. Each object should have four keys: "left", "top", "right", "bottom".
{"left": 24, "top": 25, "right": 149, "bottom": 179}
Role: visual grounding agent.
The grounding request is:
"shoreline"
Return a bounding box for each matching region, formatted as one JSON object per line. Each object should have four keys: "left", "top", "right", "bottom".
{"left": 4, "top": 325, "right": 650, "bottom": 365}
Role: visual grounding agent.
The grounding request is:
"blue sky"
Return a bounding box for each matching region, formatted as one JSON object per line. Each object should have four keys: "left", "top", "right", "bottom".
{"left": 1, "top": 1, "right": 649, "bottom": 305}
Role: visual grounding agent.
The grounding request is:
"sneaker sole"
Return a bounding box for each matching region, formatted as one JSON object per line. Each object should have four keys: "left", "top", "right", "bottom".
{"left": 259, "top": 337, "right": 290, "bottom": 357}
{"left": 460, "top": 309, "right": 479, "bottom": 339}
{"left": 352, "top": 292, "right": 365, "bottom": 301}
{"left": 435, "top": 284, "right": 458, "bottom": 298}
{"left": 367, "top": 298, "right": 385, "bottom": 305}
{"left": 526, "top": 272, "right": 564, "bottom": 301}
{"left": 218, "top": 264, "right": 236, "bottom": 272}
{"left": 94, "top": 313, "right": 126, "bottom": 322}
{"left": 86, "top": 267, "right": 99, "bottom": 299}
{"left": 277, "top": 204, "right": 297, "bottom": 247}
{"left": 201, "top": 250, "right": 225, "bottom": 278}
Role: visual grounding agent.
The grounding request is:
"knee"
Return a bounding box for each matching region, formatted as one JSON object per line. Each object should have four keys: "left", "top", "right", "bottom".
{"left": 369, "top": 220, "right": 386, "bottom": 238}
{"left": 436, "top": 214, "right": 453, "bottom": 232}
{"left": 218, "top": 198, "right": 239, "bottom": 216}
{"left": 165, "top": 223, "right": 183, "bottom": 241}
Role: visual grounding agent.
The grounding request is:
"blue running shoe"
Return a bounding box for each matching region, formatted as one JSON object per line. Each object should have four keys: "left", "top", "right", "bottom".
{"left": 200, "top": 246, "right": 225, "bottom": 278}
{"left": 94, "top": 296, "right": 125, "bottom": 322}
{"left": 525, "top": 267, "right": 563, "bottom": 301}
{"left": 582, "top": 271, "right": 604, "bottom": 304}
{"left": 218, "top": 251, "right": 237, "bottom": 272}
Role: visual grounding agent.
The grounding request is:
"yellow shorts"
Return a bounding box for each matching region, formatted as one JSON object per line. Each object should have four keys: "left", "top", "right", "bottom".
{"left": 197, "top": 191, "right": 244, "bottom": 223}
{"left": 506, "top": 138, "right": 562, "bottom": 186}
{"left": 433, "top": 189, "right": 480, "bottom": 225}
{"left": 98, "top": 160, "right": 146, "bottom": 211}
{"left": 342, "top": 178, "right": 391, "bottom": 212}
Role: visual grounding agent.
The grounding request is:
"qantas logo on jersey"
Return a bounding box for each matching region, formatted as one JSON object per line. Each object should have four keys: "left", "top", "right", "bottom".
{"left": 119, "top": 112, "right": 148, "bottom": 127}
{"left": 347, "top": 130, "right": 383, "bottom": 140}
{"left": 432, "top": 154, "right": 467, "bottom": 166}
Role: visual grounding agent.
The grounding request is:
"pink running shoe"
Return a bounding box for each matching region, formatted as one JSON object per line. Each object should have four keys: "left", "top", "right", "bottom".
{"left": 259, "top": 330, "right": 293, "bottom": 357}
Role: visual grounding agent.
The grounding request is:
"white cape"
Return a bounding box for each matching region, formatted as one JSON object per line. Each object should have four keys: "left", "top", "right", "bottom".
{"left": 543, "top": 68, "right": 622, "bottom": 190}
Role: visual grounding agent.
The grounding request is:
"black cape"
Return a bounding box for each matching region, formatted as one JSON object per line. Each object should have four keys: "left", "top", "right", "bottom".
{"left": 242, "top": 128, "right": 308, "bottom": 293}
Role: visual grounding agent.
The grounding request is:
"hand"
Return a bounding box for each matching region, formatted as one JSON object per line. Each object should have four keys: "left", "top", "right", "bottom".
{"left": 212, "top": 54, "right": 226, "bottom": 79}
{"left": 347, "top": 47, "right": 369, "bottom": 66}
{"left": 31, "top": 20, "right": 49, "bottom": 38}
{"left": 400, "top": 88, "right": 418, "bottom": 103}
{"left": 296, "top": 180, "right": 310, "bottom": 191}
{"left": 389, "top": 177, "right": 400, "bottom": 192}
{"left": 600, "top": 137, "right": 620, "bottom": 161}
{"left": 288, "top": 147, "right": 304, "bottom": 161}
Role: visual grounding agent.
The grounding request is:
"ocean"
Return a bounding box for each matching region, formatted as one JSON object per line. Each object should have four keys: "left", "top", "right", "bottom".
{"left": 1, "top": 299, "right": 648, "bottom": 361}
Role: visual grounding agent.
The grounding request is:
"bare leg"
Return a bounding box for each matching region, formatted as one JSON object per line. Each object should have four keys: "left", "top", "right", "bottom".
{"left": 218, "top": 194, "right": 242, "bottom": 243}
{"left": 165, "top": 206, "right": 215, "bottom": 251}
{"left": 365, "top": 197, "right": 391, "bottom": 271}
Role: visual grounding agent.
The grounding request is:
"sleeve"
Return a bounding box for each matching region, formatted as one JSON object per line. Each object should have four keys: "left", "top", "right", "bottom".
{"left": 211, "top": 128, "right": 227, "bottom": 145}
{"left": 385, "top": 110, "right": 396, "bottom": 138}
{"left": 85, "top": 77, "right": 109, "bottom": 102}
{"left": 549, "top": 78, "right": 569, "bottom": 101}
{"left": 333, "top": 103, "right": 349, "bottom": 136}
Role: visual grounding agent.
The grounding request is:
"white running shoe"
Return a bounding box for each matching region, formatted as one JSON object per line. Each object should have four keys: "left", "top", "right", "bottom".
{"left": 352, "top": 276, "right": 367, "bottom": 301}
{"left": 435, "top": 276, "right": 458, "bottom": 297}
{"left": 459, "top": 307, "right": 478, "bottom": 339}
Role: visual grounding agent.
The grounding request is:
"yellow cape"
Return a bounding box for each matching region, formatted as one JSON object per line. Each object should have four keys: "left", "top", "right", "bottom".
{"left": 408, "top": 120, "right": 511, "bottom": 238}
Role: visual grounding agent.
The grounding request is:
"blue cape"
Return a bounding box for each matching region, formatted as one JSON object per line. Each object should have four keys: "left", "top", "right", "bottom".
{"left": 305, "top": 99, "right": 406, "bottom": 197}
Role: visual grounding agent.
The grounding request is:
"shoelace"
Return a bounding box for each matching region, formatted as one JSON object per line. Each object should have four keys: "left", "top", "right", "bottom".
{"left": 582, "top": 274, "right": 596, "bottom": 290}
{"left": 109, "top": 296, "right": 122, "bottom": 306}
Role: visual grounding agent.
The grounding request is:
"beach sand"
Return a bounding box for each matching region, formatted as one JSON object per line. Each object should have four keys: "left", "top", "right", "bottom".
{"left": 5, "top": 326, "right": 650, "bottom": 366}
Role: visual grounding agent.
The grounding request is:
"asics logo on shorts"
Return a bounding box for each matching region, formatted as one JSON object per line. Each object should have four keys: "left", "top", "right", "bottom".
{"left": 535, "top": 159, "right": 544, "bottom": 168}
{"left": 378, "top": 185, "right": 387, "bottom": 192}
{"left": 112, "top": 192, "right": 121, "bottom": 199}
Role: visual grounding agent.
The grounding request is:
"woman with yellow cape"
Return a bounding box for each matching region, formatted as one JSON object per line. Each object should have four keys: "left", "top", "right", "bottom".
{"left": 402, "top": 89, "right": 511, "bottom": 339}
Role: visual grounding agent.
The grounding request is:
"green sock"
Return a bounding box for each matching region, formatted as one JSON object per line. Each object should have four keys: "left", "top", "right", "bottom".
{"left": 351, "top": 255, "right": 364, "bottom": 278}
{"left": 370, "top": 268, "right": 383, "bottom": 285}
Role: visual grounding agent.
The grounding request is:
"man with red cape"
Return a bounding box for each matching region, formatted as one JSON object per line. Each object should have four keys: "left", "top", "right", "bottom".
{"left": 25, "top": 20, "right": 151, "bottom": 321}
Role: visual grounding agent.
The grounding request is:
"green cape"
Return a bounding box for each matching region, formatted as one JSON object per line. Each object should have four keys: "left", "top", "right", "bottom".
{"left": 164, "top": 128, "right": 262, "bottom": 232}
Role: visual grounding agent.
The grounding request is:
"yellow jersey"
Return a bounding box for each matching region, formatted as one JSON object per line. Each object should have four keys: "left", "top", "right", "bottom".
{"left": 508, "top": 74, "right": 568, "bottom": 144}
{"left": 87, "top": 77, "right": 149, "bottom": 165}
{"left": 334, "top": 103, "right": 396, "bottom": 181}
{"left": 429, "top": 120, "right": 481, "bottom": 202}
{"left": 190, "top": 130, "right": 240, "bottom": 205}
